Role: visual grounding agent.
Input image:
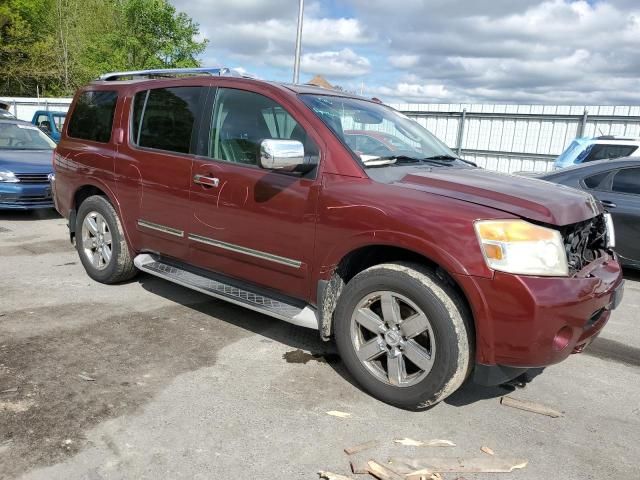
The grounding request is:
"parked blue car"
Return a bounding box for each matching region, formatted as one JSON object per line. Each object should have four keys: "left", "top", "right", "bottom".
{"left": 31, "top": 110, "right": 66, "bottom": 142}
{"left": 0, "top": 118, "right": 56, "bottom": 210}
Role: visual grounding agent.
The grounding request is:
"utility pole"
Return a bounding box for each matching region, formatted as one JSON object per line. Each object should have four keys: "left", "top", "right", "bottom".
{"left": 293, "top": 0, "right": 304, "bottom": 84}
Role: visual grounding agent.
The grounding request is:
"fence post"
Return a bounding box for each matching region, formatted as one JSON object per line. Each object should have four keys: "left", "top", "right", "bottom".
{"left": 45, "top": 100, "right": 49, "bottom": 112}
{"left": 12, "top": 100, "right": 17, "bottom": 117}
{"left": 578, "top": 109, "right": 588, "bottom": 137}
{"left": 456, "top": 108, "right": 467, "bottom": 155}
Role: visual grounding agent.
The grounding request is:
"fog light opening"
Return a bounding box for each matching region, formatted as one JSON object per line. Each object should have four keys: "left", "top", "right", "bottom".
{"left": 553, "top": 326, "right": 573, "bottom": 351}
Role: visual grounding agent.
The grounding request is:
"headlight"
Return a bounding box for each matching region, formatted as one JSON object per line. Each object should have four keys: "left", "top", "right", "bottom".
{"left": 0, "top": 170, "right": 18, "bottom": 183}
{"left": 474, "top": 219, "right": 569, "bottom": 277}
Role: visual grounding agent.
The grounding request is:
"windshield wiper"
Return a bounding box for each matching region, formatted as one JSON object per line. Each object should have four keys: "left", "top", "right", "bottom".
{"left": 377, "top": 155, "right": 421, "bottom": 163}
{"left": 425, "top": 154, "right": 477, "bottom": 167}
{"left": 423, "top": 154, "right": 458, "bottom": 161}
{"left": 361, "top": 154, "right": 461, "bottom": 167}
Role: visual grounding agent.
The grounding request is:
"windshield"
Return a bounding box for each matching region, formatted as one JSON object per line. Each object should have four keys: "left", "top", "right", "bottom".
{"left": 300, "top": 94, "right": 457, "bottom": 166}
{"left": 0, "top": 122, "right": 56, "bottom": 150}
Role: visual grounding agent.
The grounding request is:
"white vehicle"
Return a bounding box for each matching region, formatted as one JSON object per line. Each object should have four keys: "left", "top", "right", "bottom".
{"left": 554, "top": 135, "right": 640, "bottom": 169}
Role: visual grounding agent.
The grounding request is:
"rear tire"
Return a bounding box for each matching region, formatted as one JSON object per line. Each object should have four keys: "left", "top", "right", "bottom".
{"left": 334, "top": 262, "right": 472, "bottom": 410}
{"left": 76, "top": 195, "right": 137, "bottom": 284}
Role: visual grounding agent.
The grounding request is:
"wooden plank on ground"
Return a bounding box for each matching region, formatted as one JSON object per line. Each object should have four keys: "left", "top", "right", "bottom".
{"left": 367, "top": 460, "right": 405, "bottom": 480}
{"left": 500, "top": 395, "right": 563, "bottom": 418}
{"left": 344, "top": 440, "right": 378, "bottom": 455}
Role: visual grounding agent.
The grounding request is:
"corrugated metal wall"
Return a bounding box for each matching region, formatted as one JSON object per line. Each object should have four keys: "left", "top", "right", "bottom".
{"left": 4, "top": 96, "right": 640, "bottom": 174}
{"left": 390, "top": 104, "right": 640, "bottom": 173}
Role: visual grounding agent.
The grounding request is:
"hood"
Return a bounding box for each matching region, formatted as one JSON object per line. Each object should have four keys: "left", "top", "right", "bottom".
{"left": 397, "top": 167, "right": 601, "bottom": 226}
{"left": 0, "top": 149, "right": 54, "bottom": 174}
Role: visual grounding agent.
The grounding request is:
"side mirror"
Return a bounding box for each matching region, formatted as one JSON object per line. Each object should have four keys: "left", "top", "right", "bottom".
{"left": 260, "top": 139, "right": 305, "bottom": 170}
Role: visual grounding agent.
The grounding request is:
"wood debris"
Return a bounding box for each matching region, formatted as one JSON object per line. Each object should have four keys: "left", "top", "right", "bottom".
{"left": 390, "top": 456, "right": 528, "bottom": 474}
{"left": 394, "top": 437, "right": 424, "bottom": 447}
{"left": 78, "top": 373, "right": 95, "bottom": 382}
{"left": 367, "top": 460, "right": 404, "bottom": 480}
{"left": 406, "top": 472, "right": 443, "bottom": 480}
{"left": 393, "top": 438, "right": 456, "bottom": 447}
{"left": 326, "top": 410, "right": 351, "bottom": 418}
{"left": 344, "top": 440, "right": 378, "bottom": 455}
{"left": 349, "top": 456, "right": 369, "bottom": 474}
{"left": 317, "top": 471, "right": 354, "bottom": 480}
{"left": 480, "top": 446, "right": 495, "bottom": 455}
{"left": 0, "top": 387, "right": 18, "bottom": 394}
{"left": 425, "top": 439, "right": 456, "bottom": 447}
{"left": 500, "top": 395, "right": 563, "bottom": 418}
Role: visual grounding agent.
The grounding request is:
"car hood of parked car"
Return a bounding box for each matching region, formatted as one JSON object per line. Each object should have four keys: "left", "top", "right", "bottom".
{"left": 0, "top": 149, "right": 54, "bottom": 174}
{"left": 396, "top": 167, "right": 602, "bottom": 226}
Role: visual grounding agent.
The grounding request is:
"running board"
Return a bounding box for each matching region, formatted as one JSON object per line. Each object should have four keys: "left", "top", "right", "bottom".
{"left": 134, "top": 254, "right": 318, "bottom": 330}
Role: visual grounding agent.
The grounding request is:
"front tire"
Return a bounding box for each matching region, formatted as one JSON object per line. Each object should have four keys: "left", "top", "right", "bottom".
{"left": 76, "top": 195, "right": 137, "bottom": 284}
{"left": 334, "top": 262, "right": 472, "bottom": 410}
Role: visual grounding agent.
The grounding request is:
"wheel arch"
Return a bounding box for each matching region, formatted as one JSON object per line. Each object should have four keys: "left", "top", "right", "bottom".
{"left": 316, "top": 243, "right": 476, "bottom": 345}
{"left": 69, "top": 181, "right": 125, "bottom": 243}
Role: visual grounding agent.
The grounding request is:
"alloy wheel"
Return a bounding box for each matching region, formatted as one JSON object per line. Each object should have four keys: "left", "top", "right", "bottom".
{"left": 350, "top": 291, "right": 436, "bottom": 387}
{"left": 81, "top": 211, "right": 112, "bottom": 270}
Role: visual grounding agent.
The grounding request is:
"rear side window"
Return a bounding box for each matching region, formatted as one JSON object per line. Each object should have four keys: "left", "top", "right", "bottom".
{"left": 67, "top": 91, "right": 117, "bottom": 143}
{"left": 612, "top": 168, "right": 640, "bottom": 195}
{"left": 133, "top": 87, "right": 203, "bottom": 154}
{"left": 585, "top": 144, "right": 638, "bottom": 162}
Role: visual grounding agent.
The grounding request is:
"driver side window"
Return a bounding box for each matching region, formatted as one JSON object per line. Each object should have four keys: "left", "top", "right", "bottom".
{"left": 209, "top": 88, "right": 319, "bottom": 167}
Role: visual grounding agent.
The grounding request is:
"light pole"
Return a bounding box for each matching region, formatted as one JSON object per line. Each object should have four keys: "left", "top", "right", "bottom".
{"left": 293, "top": 0, "right": 304, "bottom": 84}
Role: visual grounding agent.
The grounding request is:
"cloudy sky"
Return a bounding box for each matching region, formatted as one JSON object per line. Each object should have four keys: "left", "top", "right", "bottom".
{"left": 170, "top": 0, "right": 640, "bottom": 104}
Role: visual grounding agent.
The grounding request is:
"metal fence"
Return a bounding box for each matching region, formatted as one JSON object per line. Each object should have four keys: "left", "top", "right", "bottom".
{"left": 390, "top": 104, "right": 640, "bottom": 173}
{"left": 4, "top": 96, "right": 640, "bottom": 174}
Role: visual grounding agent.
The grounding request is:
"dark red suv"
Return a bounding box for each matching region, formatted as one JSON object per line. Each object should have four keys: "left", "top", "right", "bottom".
{"left": 53, "top": 68, "right": 624, "bottom": 409}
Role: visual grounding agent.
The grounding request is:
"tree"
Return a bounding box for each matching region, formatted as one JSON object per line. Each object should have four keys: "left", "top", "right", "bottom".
{"left": 0, "top": 0, "right": 60, "bottom": 96}
{"left": 0, "top": 0, "right": 208, "bottom": 96}
{"left": 116, "top": 0, "right": 207, "bottom": 70}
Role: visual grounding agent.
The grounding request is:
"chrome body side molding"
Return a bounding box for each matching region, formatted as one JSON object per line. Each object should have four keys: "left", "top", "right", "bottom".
{"left": 188, "top": 233, "right": 302, "bottom": 268}
{"left": 137, "top": 219, "right": 184, "bottom": 238}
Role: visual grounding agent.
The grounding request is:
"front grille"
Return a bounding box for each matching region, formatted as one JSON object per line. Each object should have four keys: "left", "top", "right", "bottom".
{"left": 14, "top": 173, "right": 50, "bottom": 184}
{"left": 560, "top": 214, "right": 607, "bottom": 275}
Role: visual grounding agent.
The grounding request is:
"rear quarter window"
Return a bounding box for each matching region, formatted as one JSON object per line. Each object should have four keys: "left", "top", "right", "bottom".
{"left": 67, "top": 91, "right": 118, "bottom": 143}
{"left": 582, "top": 171, "right": 611, "bottom": 189}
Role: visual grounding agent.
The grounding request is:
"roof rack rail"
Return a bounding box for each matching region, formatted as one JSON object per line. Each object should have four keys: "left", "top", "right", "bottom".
{"left": 99, "top": 67, "right": 250, "bottom": 81}
{"left": 595, "top": 135, "right": 639, "bottom": 141}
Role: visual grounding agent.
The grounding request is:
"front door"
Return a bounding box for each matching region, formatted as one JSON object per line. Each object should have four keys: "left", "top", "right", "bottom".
{"left": 595, "top": 166, "right": 640, "bottom": 264}
{"left": 188, "top": 87, "right": 322, "bottom": 300}
{"left": 115, "top": 85, "right": 207, "bottom": 261}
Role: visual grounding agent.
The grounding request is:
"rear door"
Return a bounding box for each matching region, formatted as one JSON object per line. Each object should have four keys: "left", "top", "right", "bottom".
{"left": 187, "top": 86, "right": 322, "bottom": 300}
{"left": 588, "top": 167, "right": 640, "bottom": 264}
{"left": 114, "top": 85, "right": 207, "bottom": 261}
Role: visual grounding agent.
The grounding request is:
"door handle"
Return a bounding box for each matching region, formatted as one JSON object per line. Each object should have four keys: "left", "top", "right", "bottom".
{"left": 193, "top": 174, "right": 220, "bottom": 188}
{"left": 601, "top": 200, "right": 617, "bottom": 209}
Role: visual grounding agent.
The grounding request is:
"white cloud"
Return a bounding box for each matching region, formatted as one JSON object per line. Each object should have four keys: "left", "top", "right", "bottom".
{"left": 170, "top": 0, "right": 640, "bottom": 104}
{"left": 300, "top": 49, "right": 371, "bottom": 77}
{"left": 370, "top": 83, "right": 450, "bottom": 101}
{"left": 389, "top": 54, "right": 420, "bottom": 69}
